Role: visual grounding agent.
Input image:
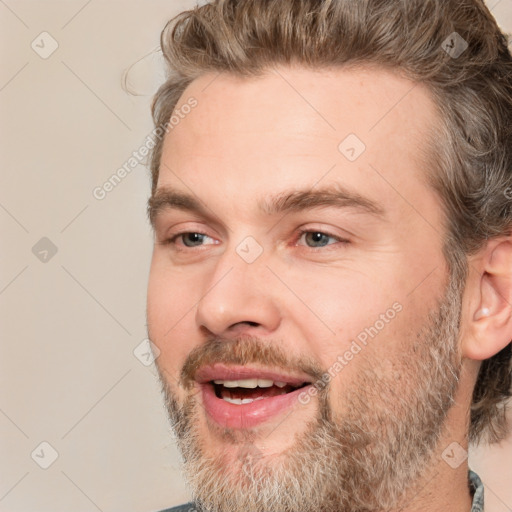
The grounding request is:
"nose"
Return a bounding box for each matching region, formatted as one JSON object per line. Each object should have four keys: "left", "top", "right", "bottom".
{"left": 195, "top": 250, "right": 281, "bottom": 337}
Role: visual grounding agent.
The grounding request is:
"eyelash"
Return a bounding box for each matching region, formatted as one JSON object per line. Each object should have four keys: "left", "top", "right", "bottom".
{"left": 160, "top": 231, "right": 215, "bottom": 248}
{"left": 161, "top": 229, "right": 350, "bottom": 250}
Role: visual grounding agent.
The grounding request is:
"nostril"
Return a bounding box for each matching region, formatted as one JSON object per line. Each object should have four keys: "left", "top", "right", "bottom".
{"left": 232, "top": 321, "right": 260, "bottom": 329}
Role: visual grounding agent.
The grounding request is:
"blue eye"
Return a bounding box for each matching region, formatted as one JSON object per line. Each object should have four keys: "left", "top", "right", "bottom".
{"left": 181, "top": 233, "right": 210, "bottom": 247}
{"left": 175, "top": 232, "right": 215, "bottom": 247}
{"left": 300, "top": 231, "right": 338, "bottom": 248}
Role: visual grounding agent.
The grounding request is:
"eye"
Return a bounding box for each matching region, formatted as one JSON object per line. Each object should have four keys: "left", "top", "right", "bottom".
{"left": 298, "top": 231, "right": 344, "bottom": 248}
{"left": 171, "top": 232, "right": 217, "bottom": 248}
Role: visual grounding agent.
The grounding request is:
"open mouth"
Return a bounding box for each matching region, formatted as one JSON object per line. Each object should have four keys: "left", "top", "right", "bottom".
{"left": 196, "top": 365, "right": 313, "bottom": 429}
{"left": 212, "top": 378, "right": 308, "bottom": 405}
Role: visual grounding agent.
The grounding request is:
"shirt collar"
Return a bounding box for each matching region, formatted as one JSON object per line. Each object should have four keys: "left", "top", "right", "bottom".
{"left": 469, "top": 470, "right": 484, "bottom": 512}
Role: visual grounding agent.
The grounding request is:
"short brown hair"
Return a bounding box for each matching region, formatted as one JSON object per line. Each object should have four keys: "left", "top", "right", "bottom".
{"left": 150, "top": 0, "right": 512, "bottom": 444}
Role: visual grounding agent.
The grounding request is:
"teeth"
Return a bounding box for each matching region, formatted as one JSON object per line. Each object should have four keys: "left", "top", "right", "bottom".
{"left": 223, "top": 397, "right": 243, "bottom": 404}
{"left": 213, "top": 378, "right": 283, "bottom": 388}
{"left": 224, "top": 378, "right": 258, "bottom": 388}
{"left": 222, "top": 396, "right": 265, "bottom": 405}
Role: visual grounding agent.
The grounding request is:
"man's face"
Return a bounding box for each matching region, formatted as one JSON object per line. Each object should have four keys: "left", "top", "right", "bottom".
{"left": 147, "top": 67, "right": 461, "bottom": 511}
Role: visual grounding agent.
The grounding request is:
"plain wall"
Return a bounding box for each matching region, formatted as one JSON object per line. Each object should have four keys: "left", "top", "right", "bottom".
{"left": 0, "top": 1, "right": 511, "bottom": 511}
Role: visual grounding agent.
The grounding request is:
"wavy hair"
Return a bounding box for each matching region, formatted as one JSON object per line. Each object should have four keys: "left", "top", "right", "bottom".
{"left": 150, "top": 0, "right": 512, "bottom": 444}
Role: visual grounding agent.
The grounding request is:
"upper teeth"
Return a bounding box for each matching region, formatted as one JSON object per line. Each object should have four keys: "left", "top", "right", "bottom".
{"left": 213, "top": 378, "right": 287, "bottom": 388}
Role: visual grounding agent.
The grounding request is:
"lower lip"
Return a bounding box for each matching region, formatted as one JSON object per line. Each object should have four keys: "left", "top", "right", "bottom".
{"left": 200, "top": 383, "right": 311, "bottom": 429}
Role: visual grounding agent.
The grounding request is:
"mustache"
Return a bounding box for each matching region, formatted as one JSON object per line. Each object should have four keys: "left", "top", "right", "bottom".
{"left": 180, "top": 335, "right": 325, "bottom": 389}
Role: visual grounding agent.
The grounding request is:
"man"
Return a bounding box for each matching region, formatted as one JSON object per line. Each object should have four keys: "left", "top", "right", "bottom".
{"left": 146, "top": 0, "right": 512, "bottom": 510}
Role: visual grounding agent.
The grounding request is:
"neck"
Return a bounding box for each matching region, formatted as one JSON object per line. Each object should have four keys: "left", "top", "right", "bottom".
{"left": 393, "top": 458, "right": 473, "bottom": 512}
{"left": 392, "top": 360, "right": 479, "bottom": 512}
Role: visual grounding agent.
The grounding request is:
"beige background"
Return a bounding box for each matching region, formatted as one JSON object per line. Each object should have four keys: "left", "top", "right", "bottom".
{"left": 0, "top": 1, "right": 511, "bottom": 511}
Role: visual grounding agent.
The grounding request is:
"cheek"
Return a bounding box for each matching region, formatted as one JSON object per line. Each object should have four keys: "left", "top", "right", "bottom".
{"left": 147, "top": 256, "right": 203, "bottom": 376}
{"left": 284, "top": 261, "right": 443, "bottom": 377}
{"left": 283, "top": 266, "right": 401, "bottom": 363}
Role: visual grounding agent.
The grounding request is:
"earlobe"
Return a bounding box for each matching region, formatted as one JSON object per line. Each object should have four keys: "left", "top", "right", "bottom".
{"left": 462, "top": 239, "right": 512, "bottom": 360}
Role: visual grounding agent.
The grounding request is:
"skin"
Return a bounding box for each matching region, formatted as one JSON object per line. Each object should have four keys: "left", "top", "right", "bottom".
{"left": 147, "top": 66, "right": 512, "bottom": 511}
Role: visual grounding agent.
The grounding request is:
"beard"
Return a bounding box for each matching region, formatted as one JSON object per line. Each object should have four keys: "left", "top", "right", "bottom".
{"left": 155, "top": 276, "right": 463, "bottom": 512}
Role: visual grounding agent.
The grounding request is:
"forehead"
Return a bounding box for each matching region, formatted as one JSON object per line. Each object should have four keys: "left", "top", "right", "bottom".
{"left": 157, "top": 66, "right": 440, "bottom": 221}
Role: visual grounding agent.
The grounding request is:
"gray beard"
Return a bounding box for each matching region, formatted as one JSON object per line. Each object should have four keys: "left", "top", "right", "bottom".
{"left": 157, "top": 277, "right": 462, "bottom": 512}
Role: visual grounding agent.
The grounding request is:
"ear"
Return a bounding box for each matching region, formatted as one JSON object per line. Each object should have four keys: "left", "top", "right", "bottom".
{"left": 462, "top": 238, "right": 512, "bottom": 360}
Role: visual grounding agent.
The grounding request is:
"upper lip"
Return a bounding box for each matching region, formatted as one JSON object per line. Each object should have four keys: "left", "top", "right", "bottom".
{"left": 195, "top": 364, "right": 313, "bottom": 387}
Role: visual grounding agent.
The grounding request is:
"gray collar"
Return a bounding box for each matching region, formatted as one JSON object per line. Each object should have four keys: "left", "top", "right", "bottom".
{"left": 469, "top": 470, "right": 484, "bottom": 512}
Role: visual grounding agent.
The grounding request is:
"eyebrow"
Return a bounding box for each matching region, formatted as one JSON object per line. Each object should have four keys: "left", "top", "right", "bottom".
{"left": 259, "top": 186, "right": 385, "bottom": 217}
{"left": 148, "top": 185, "right": 385, "bottom": 228}
{"left": 148, "top": 190, "right": 214, "bottom": 227}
